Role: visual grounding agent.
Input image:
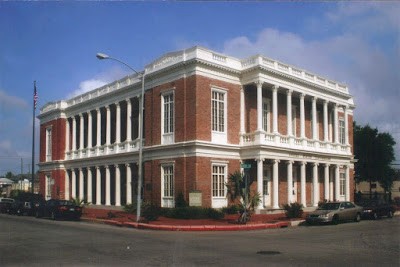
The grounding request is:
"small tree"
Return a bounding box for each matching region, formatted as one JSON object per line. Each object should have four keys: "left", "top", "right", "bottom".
{"left": 226, "top": 171, "right": 261, "bottom": 224}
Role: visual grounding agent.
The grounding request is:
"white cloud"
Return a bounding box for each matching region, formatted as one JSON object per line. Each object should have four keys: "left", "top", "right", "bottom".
{"left": 0, "top": 140, "right": 18, "bottom": 157}
{"left": 0, "top": 90, "right": 28, "bottom": 109}
{"left": 222, "top": 2, "right": 400, "bottom": 161}
{"left": 67, "top": 66, "right": 129, "bottom": 99}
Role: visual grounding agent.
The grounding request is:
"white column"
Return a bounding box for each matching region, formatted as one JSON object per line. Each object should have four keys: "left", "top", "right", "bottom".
{"left": 345, "top": 165, "right": 350, "bottom": 201}
{"left": 87, "top": 167, "right": 92, "bottom": 204}
{"left": 106, "top": 106, "right": 111, "bottom": 146}
{"left": 335, "top": 164, "right": 340, "bottom": 201}
{"left": 287, "top": 161, "right": 293, "bottom": 204}
{"left": 96, "top": 108, "right": 101, "bottom": 146}
{"left": 272, "top": 159, "right": 280, "bottom": 209}
{"left": 79, "top": 168, "right": 84, "bottom": 200}
{"left": 115, "top": 164, "right": 121, "bottom": 206}
{"left": 71, "top": 169, "right": 76, "bottom": 199}
{"left": 256, "top": 159, "right": 264, "bottom": 208}
{"left": 256, "top": 81, "right": 263, "bottom": 131}
{"left": 126, "top": 164, "right": 132, "bottom": 205}
{"left": 272, "top": 85, "right": 279, "bottom": 134}
{"left": 312, "top": 97, "right": 317, "bottom": 140}
{"left": 105, "top": 166, "right": 111, "bottom": 206}
{"left": 324, "top": 164, "right": 330, "bottom": 201}
{"left": 300, "top": 162, "right": 306, "bottom": 207}
{"left": 286, "top": 90, "right": 293, "bottom": 136}
{"left": 72, "top": 117, "right": 77, "bottom": 150}
{"left": 79, "top": 114, "right": 84, "bottom": 150}
{"left": 65, "top": 119, "right": 70, "bottom": 153}
{"left": 116, "top": 103, "right": 121, "bottom": 144}
{"left": 300, "top": 94, "right": 305, "bottom": 139}
{"left": 126, "top": 99, "right": 132, "bottom": 142}
{"left": 240, "top": 87, "right": 245, "bottom": 134}
{"left": 65, "top": 170, "right": 70, "bottom": 200}
{"left": 312, "top": 163, "right": 319, "bottom": 207}
{"left": 334, "top": 104, "right": 339, "bottom": 144}
{"left": 96, "top": 166, "right": 101, "bottom": 205}
{"left": 88, "top": 111, "right": 92, "bottom": 148}
{"left": 344, "top": 106, "right": 349, "bottom": 145}
{"left": 323, "top": 100, "right": 329, "bottom": 142}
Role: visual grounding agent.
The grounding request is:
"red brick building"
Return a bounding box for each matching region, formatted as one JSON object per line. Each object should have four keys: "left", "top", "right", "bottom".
{"left": 38, "top": 47, "right": 355, "bottom": 210}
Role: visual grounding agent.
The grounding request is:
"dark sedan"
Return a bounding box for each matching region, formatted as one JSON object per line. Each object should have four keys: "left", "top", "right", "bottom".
{"left": 360, "top": 201, "right": 396, "bottom": 220}
{"left": 36, "top": 199, "right": 82, "bottom": 220}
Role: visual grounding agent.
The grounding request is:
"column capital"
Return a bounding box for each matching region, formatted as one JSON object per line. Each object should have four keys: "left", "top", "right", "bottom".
{"left": 96, "top": 107, "right": 101, "bottom": 112}
{"left": 272, "top": 85, "right": 279, "bottom": 91}
{"left": 125, "top": 163, "right": 131, "bottom": 167}
{"left": 95, "top": 166, "right": 101, "bottom": 170}
{"left": 106, "top": 106, "right": 110, "bottom": 111}
{"left": 324, "top": 163, "right": 330, "bottom": 167}
{"left": 286, "top": 160, "right": 294, "bottom": 165}
{"left": 272, "top": 159, "right": 280, "bottom": 164}
{"left": 299, "top": 93, "right": 305, "bottom": 99}
{"left": 286, "top": 89, "right": 293, "bottom": 95}
{"left": 115, "top": 164, "right": 120, "bottom": 169}
{"left": 311, "top": 96, "right": 317, "bottom": 102}
{"left": 300, "top": 161, "right": 307, "bottom": 166}
{"left": 255, "top": 158, "right": 265, "bottom": 162}
{"left": 105, "top": 165, "right": 109, "bottom": 169}
{"left": 323, "top": 99, "right": 328, "bottom": 105}
{"left": 255, "top": 80, "right": 263, "bottom": 87}
{"left": 312, "top": 162, "right": 319, "bottom": 167}
{"left": 115, "top": 102, "right": 120, "bottom": 107}
{"left": 126, "top": 98, "right": 131, "bottom": 103}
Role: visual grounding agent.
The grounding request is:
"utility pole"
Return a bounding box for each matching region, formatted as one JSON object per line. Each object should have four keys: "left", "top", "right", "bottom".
{"left": 20, "top": 158, "right": 23, "bottom": 190}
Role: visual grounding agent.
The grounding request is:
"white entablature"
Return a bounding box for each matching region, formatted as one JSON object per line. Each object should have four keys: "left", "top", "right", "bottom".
{"left": 39, "top": 46, "right": 352, "bottom": 116}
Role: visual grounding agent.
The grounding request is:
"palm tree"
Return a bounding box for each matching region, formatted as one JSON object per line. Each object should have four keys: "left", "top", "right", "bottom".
{"left": 226, "top": 171, "right": 261, "bottom": 223}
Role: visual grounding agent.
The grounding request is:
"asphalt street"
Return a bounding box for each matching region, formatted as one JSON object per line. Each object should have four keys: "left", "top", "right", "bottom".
{"left": 0, "top": 214, "right": 399, "bottom": 266}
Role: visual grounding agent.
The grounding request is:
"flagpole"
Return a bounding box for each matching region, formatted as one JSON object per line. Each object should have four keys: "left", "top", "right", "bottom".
{"left": 31, "top": 81, "right": 37, "bottom": 194}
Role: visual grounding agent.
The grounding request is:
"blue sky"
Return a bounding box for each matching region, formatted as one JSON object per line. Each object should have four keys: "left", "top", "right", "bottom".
{"left": 0, "top": 1, "right": 399, "bottom": 175}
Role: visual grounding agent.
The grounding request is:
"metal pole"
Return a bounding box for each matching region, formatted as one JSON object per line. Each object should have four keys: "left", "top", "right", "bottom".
{"left": 136, "top": 72, "right": 145, "bottom": 222}
{"left": 31, "top": 81, "right": 36, "bottom": 194}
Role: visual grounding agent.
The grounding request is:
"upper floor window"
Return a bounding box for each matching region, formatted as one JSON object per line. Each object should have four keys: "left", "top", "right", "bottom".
{"left": 161, "top": 91, "right": 174, "bottom": 144}
{"left": 339, "top": 118, "right": 345, "bottom": 144}
{"left": 212, "top": 90, "right": 226, "bottom": 133}
{"left": 46, "top": 127, "right": 52, "bottom": 162}
{"left": 292, "top": 105, "right": 297, "bottom": 137}
{"left": 263, "top": 99, "right": 271, "bottom": 133}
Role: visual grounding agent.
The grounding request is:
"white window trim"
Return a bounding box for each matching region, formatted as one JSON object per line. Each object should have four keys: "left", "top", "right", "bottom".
{"left": 45, "top": 174, "right": 52, "bottom": 200}
{"left": 211, "top": 87, "right": 227, "bottom": 144}
{"left": 339, "top": 117, "right": 345, "bottom": 145}
{"left": 339, "top": 171, "right": 345, "bottom": 196}
{"left": 46, "top": 127, "right": 52, "bottom": 162}
{"left": 161, "top": 90, "right": 175, "bottom": 145}
{"left": 161, "top": 164, "right": 175, "bottom": 208}
{"left": 292, "top": 105, "right": 297, "bottom": 137}
{"left": 263, "top": 98, "right": 271, "bottom": 133}
{"left": 211, "top": 163, "right": 227, "bottom": 199}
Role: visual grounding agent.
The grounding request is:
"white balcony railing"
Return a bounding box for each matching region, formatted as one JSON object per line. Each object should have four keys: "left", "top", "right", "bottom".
{"left": 241, "top": 132, "right": 351, "bottom": 155}
{"left": 64, "top": 139, "right": 142, "bottom": 160}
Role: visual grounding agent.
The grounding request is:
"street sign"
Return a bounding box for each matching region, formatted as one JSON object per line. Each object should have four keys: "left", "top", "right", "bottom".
{"left": 240, "top": 164, "right": 251, "bottom": 169}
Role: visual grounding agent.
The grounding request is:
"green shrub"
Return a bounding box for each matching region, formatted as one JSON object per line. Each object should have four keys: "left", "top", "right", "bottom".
{"left": 141, "top": 201, "right": 160, "bottom": 221}
{"left": 175, "top": 192, "right": 188, "bottom": 208}
{"left": 162, "top": 206, "right": 224, "bottom": 220}
{"left": 283, "top": 202, "right": 304, "bottom": 219}
{"left": 123, "top": 203, "right": 137, "bottom": 214}
{"left": 207, "top": 208, "right": 224, "bottom": 220}
{"left": 222, "top": 205, "right": 241, "bottom": 214}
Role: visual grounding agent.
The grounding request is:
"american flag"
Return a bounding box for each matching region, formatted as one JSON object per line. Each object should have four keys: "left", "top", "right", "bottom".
{"left": 34, "top": 81, "right": 38, "bottom": 109}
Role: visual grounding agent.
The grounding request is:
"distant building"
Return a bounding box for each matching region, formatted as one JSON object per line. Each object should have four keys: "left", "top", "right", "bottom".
{"left": 38, "top": 46, "right": 355, "bottom": 209}
{"left": 0, "top": 177, "right": 14, "bottom": 196}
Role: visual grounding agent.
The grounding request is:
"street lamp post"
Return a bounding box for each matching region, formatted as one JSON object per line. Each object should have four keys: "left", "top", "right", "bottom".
{"left": 96, "top": 53, "right": 145, "bottom": 222}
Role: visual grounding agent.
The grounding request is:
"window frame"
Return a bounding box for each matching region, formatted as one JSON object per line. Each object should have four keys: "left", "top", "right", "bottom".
{"left": 211, "top": 88, "right": 227, "bottom": 133}
{"left": 339, "top": 171, "right": 345, "bottom": 196}
{"left": 263, "top": 98, "right": 271, "bottom": 133}
{"left": 161, "top": 90, "right": 175, "bottom": 144}
{"left": 46, "top": 127, "right": 52, "bottom": 162}
{"left": 211, "top": 163, "right": 227, "bottom": 198}
{"left": 339, "top": 117, "right": 345, "bottom": 144}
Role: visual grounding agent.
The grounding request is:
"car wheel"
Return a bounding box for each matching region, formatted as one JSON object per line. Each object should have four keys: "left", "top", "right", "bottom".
{"left": 51, "top": 211, "right": 57, "bottom": 220}
{"left": 387, "top": 210, "right": 394, "bottom": 218}
{"left": 354, "top": 213, "right": 361, "bottom": 222}
{"left": 332, "top": 215, "right": 339, "bottom": 225}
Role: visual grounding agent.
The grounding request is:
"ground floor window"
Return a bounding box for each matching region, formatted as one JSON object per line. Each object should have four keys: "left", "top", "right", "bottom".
{"left": 161, "top": 165, "right": 174, "bottom": 207}
{"left": 212, "top": 165, "right": 226, "bottom": 197}
{"left": 340, "top": 171, "right": 345, "bottom": 196}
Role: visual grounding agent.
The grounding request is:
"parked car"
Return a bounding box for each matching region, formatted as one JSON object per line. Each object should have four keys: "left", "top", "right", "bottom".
{"left": 360, "top": 200, "right": 396, "bottom": 220}
{"left": 8, "top": 193, "right": 44, "bottom": 216}
{"left": 306, "top": 201, "right": 363, "bottom": 225}
{"left": 36, "top": 199, "right": 82, "bottom": 220}
{"left": 0, "top": 198, "right": 15, "bottom": 214}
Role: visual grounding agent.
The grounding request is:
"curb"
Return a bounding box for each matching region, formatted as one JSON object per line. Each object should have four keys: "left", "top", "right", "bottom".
{"left": 81, "top": 217, "right": 291, "bottom": 231}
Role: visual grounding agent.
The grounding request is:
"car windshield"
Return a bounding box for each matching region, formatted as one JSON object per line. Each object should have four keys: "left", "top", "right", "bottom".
{"left": 58, "top": 200, "right": 74, "bottom": 206}
{"left": 318, "top": 203, "right": 340, "bottom": 210}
